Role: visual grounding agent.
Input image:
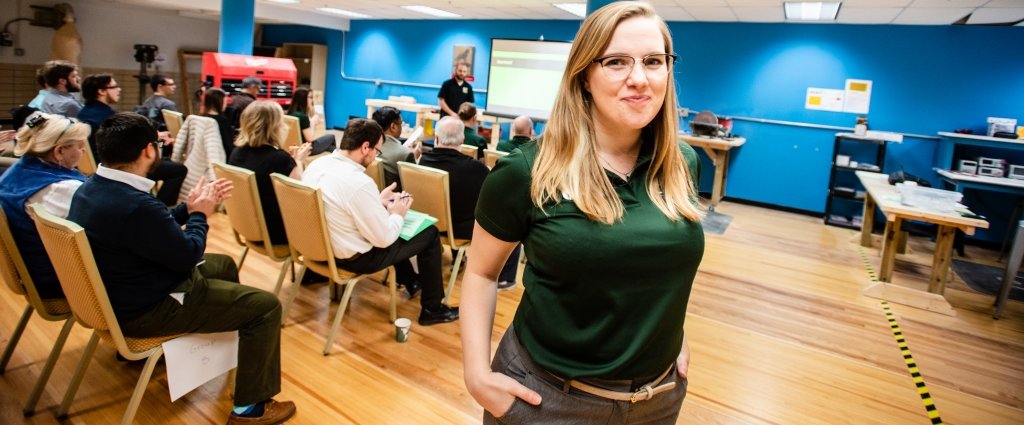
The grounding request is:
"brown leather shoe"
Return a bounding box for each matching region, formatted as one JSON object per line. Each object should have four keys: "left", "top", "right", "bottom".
{"left": 226, "top": 400, "right": 296, "bottom": 425}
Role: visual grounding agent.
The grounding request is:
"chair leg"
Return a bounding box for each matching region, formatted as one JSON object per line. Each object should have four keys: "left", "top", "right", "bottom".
{"left": 271, "top": 257, "right": 292, "bottom": 296}
{"left": 386, "top": 267, "right": 397, "bottom": 323}
{"left": 120, "top": 350, "right": 163, "bottom": 425}
{"left": 445, "top": 247, "right": 467, "bottom": 305}
{"left": 0, "top": 304, "right": 33, "bottom": 373}
{"left": 23, "top": 317, "right": 74, "bottom": 416}
{"left": 281, "top": 264, "right": 307, "bottom": 326}
{"left": 323, "top": 278, "right": 360, "bottom": 356}
{"left": 236, "top": 246, "right": 250, "bottom": 270}
{"left": 58, "top": 331, "right": 99, "bottom": 419}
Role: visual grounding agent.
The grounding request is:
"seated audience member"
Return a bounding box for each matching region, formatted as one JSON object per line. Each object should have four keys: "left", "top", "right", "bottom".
{"left": 286, "top": 87, "right": 336, "bottom": 155}
{"left": 457, "top": 102, "right": 487, "bottom": 158}
{"left": 0, "top": 112, "right": 89, "bottom": 298}
{"left": 419, "top": 116, "right": 520, "bottom": 290}
{"left": 67, "top": 113, "right": 295, "bottom": 425}
{"left": 172, "top": 109, "right": 226, "bottom": 204}
{"left": 497, "top": 115, "right": 535, "bottom": 153}
{"left": 27, "top": 64, "right": 51, "bottom": 109}
{"left": 141, "top": 74, "right": 177, "bottom": 130}
{"left": 77, "top": 73, "right": 121, "bottom": 155}
{"left": 228, "top": 100, "right": 310, "bottom": 245}
{"left": 39, "top": 60, "right": 82, "bottom": 118}
{"left": 226, "top": 76, "right": 261, "bottom": 136}
{"left": 303, "top": 118, "right": 459, "bottom": 325}
{"left": 370, "top": 106, "right": 419, "bottom": 190}
{"left": 202, "top": 88, "right": 235, "bottom": 157}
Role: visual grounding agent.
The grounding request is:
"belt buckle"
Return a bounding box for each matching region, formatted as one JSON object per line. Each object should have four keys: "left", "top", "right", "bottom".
{"left": 630, "top": 385, "right": 652, "bottom": 403}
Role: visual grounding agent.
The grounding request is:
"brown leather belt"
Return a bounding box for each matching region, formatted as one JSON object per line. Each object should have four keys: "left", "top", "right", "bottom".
{"left": 549, "top": 365, "right": 676, "bottom": 403}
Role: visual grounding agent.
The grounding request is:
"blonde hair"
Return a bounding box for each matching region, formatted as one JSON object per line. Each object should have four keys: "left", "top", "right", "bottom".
{"left": 532, "top": 1, "right": 701, "bottom": 224}
{"left": 235, "top": 100, "right": 287, "bottom": 148}
{"left": 14, "top": 112, "right": 90, "bottom": 157}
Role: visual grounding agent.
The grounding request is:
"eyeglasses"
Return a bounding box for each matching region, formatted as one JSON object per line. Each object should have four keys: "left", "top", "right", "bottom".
{"left": 374, "top": 147, "right": 383, "bottom": 157}
{"left": 105, "top": 85, "right": 120, "bottom": 90}
{"left": 592, "top": 53, "right": 678, "bottom": 80}
{"left": 151, "top": 140, "right": 164, "bottom": 151}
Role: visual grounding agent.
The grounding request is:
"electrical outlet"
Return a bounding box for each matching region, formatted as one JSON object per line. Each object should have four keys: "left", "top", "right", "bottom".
{"left": 15, "top": 48, "right": 25, "bottom": 56}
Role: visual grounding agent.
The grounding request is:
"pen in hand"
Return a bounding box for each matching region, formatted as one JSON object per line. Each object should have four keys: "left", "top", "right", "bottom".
{"left": 389, "top": 194, "right": 412, "bottom": 203}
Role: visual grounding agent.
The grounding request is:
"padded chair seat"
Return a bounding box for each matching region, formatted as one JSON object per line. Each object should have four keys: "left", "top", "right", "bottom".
{"left": 96, "top": 331, "right": 183, "bottom": 358}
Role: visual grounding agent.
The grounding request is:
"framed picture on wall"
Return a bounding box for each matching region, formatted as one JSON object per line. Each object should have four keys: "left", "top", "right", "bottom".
{"left": 453, "top": 45, "right": 475, "bottom": 81}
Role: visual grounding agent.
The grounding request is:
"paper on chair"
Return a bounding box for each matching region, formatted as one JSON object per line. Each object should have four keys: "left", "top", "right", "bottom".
{"left": 162, "top": 331, "right": 239, "bottom": 401}
{"left": 400, "top": 210, "right": 438, "bottom": 241}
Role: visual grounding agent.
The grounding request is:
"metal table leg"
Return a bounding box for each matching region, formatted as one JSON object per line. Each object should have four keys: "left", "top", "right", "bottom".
{"left": 994, "top": 221, "right": 1024, "bottom": 319}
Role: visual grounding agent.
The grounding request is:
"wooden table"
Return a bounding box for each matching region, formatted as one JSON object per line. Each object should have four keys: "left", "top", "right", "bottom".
{"left": 856, "top": 171, "right": 989, "bottom": 315}
{"left": 678, "top": 134, "right": 746, "bottom": 210}
{"left": 365, "top": 99, "right": 438, "bottom": 128}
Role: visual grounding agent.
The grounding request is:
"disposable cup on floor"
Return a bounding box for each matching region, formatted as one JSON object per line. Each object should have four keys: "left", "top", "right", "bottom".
{"left": 395, "top": 318, "right": 412, "bottom": 343}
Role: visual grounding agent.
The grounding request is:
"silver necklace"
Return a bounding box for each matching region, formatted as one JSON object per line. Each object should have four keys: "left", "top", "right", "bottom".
{"left": 598, "top": 152, "right": 639, "bottom": 181}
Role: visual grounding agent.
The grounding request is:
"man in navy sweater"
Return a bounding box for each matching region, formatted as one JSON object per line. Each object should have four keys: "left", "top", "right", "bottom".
{"left": 67, "top": 113, "right": 295, "bottom": 425}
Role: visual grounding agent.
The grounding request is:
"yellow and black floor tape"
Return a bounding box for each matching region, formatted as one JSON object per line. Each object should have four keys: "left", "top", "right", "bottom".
{"left": 857, "top": 244, "right": 943, "bottom": 425}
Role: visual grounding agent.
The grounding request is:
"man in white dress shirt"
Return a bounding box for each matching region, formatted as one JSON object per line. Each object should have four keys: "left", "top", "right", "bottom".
{"left": 303, "top": 118, "right": 458, "bottom": 326}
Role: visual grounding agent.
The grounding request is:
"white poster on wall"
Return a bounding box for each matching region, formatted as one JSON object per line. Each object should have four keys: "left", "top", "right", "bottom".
{"left": 843, "top": 79, "right": 872, "bottom": 114}
{"left": 805, "top": 87, "right": 845, "bottom": 112}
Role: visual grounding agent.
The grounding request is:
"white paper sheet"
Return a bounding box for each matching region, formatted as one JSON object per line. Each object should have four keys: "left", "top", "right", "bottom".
{"left": 162, "top": 331, "right": 239, "bottom": 401}
{"left": 806, "top": 88, "right": 845, "bottom": 112}
{"left": 843, "top": 79, "right": 872, "bottom": 114}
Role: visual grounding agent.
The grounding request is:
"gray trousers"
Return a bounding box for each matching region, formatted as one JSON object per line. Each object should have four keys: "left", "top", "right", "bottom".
{"left": 119, "top": 254, "right": 282, "bottom": 406}
{"left": 485, "top": 326, "right": 688, "bottom": 425}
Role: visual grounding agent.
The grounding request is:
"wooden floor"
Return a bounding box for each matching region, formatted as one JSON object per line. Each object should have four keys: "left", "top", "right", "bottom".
{"left": 2, "top": 202, "right": 1022, "bottom": 424}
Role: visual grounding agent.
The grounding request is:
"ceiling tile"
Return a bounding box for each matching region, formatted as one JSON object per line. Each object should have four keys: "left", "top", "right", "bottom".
{"left": 907, "top": 0, "right": 988, "bottom": 7}
{"left": 965, "top": 8, "right": 1024, "bottom": 24}
{"left": 892, "top": 7, "right": 974, "bottom": 24}
{"left": 685, "top": 6, "right": 739, "bottom": 21}
{"left": 733, "top": 6, "right": 784, "bottom": 22}
{"left": 675, "top": 0, "right": 730, "bottom": 6}
{"left": 837, "top": 7, "right": 903, "bottom": 24}
{"left": 655, "top": 6, "right": 697, "bottom": 21}
{"left": 725, "top": 0, "right": 783, "bottom": 6}
{"left": 986, "top": 0, "right": 1024, "bottom": 6}
{"left": 841, "top": 0, "right": 913, "bottom": 6}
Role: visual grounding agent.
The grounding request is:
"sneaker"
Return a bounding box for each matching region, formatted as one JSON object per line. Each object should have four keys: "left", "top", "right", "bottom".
{"left": 496, "top": 281, "right": 518, "bottom": 291}
{"left": 402, "top": 281, "right": 421, "bottom": 299}
{"left": 418, "top": 304, "right": 459, "bottom": 326}
{"left": 226, "top": 399, "right": 296, "bottom": 425}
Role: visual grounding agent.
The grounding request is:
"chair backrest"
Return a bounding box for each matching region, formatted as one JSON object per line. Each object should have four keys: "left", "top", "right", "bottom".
{"left": 483, "top": 149, "right": 508, "bottom": 168}
{"left": 0, "top": 207, "right": 70, "bottom": 320}
{"left": 365, "top": 157, "right": 385, "bottom": 191}
{"left": 398, "top": 162, "right": 454, "bottom": 243}
{"left": 270, "top": 173, "right": 335, "bottom": 265}
{"left": 459, "top": 144, "right": 480, "bottom": 159}
{"left": 0, "top": 207, "right": 31, "bottom": 298}
{"left": 212, "top": 162, "right": 271, "bottom": 246}
{"left": 282, "top": 115, "right": 302, "bottom": 152}
{"left": 29, "top": 204, "right": 122, "bottom": 339}
{"left": 76, "top": 143, "right": 97, "bottom": 175}
{"left": 162, "top": 110, "right": 184, "bottom": 139}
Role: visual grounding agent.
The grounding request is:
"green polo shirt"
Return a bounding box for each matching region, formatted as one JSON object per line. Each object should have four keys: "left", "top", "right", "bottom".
{"left": 464, "top": 127, "right": 488, "bottom": 155}
{"left": 496, "top": 135, "right": 532, "bottom": 153}
{"left": 475, "top": 140, "right": 704, "bottom": 381}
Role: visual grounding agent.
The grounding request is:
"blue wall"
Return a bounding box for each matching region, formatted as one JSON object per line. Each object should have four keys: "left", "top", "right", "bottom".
{"left": 263, "top": 20, "right": 1024, "bottom": 242}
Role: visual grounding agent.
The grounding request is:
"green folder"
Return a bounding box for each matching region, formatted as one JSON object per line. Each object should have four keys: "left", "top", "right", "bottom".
{"left": 400, "top": 210, "right": 438, "bottom": 240}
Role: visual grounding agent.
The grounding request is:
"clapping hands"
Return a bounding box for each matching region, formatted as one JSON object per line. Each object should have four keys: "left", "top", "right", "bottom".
{"left": 186, "top": 176, "right": 233, "bottom": 217}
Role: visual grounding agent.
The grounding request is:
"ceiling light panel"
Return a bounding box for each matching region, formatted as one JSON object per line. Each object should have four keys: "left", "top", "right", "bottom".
{"left": 315, "top": 7, "right": 371, "bottom": 18}
{"left": 401, "top": 5, "right": 462, "bottom": 18}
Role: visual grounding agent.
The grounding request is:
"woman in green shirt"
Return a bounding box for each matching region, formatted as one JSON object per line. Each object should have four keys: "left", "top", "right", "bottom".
{"left": 461, "top": 2, "right": 704, "bottom": 424}
{"left": 286, "top": 86, "right": 321, "bottom": 144}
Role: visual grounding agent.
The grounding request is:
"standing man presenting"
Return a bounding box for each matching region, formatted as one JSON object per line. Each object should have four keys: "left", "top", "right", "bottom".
{"left": 437, "top": 62, "right": 474, "bottom": 118}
